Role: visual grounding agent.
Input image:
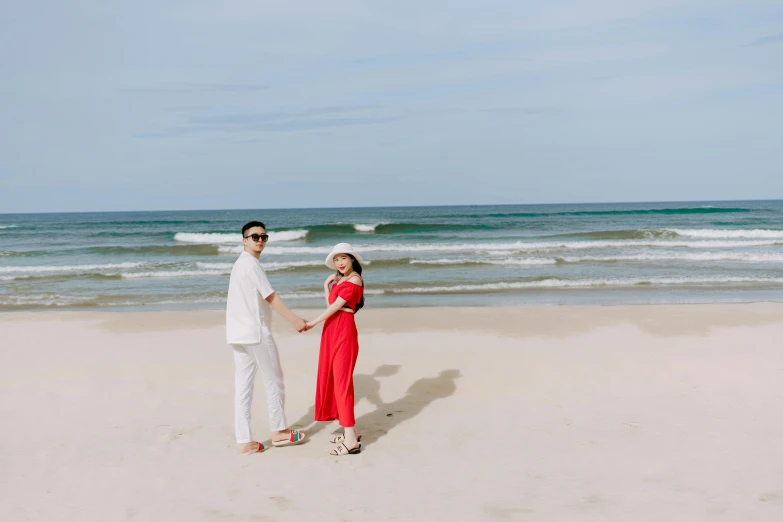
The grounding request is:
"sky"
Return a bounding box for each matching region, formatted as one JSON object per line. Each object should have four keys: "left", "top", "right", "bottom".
{"left": 1, "top": 0, "right": 782, "bottom": 213}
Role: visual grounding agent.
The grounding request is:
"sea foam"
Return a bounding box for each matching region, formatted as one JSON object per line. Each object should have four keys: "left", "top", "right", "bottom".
{"left": 221, "top": 238, "right": 781, "bottom": 257}
{"left": 668, "top": 229, "right": 783, "bottom": 239}
{"left": 397, "top": 276, "right": 783, "bottom": 293}
{"left": 195, "top": 260, "right": 323, "bottom": 271}
{"left": 353, "top": 223, "right": 387, "bottom": 232}
{"left": 410, "top": 258, "right": 558, "bottom": 266}
{"left": 174, "top": 229, "right": 309, "bottom": 244}
{"left": 560, "top": 252, "right": 783, "bottom": 263}
{"left": 0, "top": 262, "right": 145, "bottom": 274}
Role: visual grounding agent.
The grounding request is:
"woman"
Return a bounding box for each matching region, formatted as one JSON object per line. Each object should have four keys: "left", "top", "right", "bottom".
{"left": 305, "top": 243, "right": 365, "bottom": 456}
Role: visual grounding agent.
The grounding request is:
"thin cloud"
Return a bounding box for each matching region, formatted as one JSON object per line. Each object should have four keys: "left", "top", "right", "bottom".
{"left": 137, "top": 105, "right": 394, "bottom": 138}
{"left": 122, "top": 82, "right": 269, "bottom": 94}
{"left": 188, "top": 112, "right": 291, "bottom": 126}
{"left": 744, "top": 33, "right": 783, "bottom": 47}
{"left": 187, "top": 105, "right": 381, "bottom": 126}
{"left": 232, "top": 138, "right": 271, "bottom": 144}
{"left": 135, "top": 130, "right": 185, "bottom": 139}
{"left": 303, "top": 105, "right": 380, "bottom": 115}
{"left": 259, "top": 116, "right": 397, "bottom": 132}
{"left": 483, "top": 106, "right": 554, "bottom": 116}
{"left": 166, "top": 105, "right": 213, "bottom": 112}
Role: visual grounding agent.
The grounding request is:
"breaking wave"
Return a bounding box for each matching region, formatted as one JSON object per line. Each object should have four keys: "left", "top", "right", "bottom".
{"left": 353, "top": 223, "right": 387, "bottom": 232}
{"left": 0, "top": 262, "right": 146, "bottom": 274}
{"left": 479, "top": 207, "right": 751, "bottom": 218}
{"left": 393, "top": 276, "right": 783, "bottom": 294}
{"left": 220, "top": 239, "right": 782, "bottom": 256}
{"left": 174, "top": 229, "right": 309, "bottom": 244}
{"left": 667, "top": 228, "right": 783, "bottom": 239}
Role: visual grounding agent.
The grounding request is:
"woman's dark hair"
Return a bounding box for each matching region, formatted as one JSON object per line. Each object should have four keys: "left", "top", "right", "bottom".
{"left": 337, "top": 254, "right": 365, "bottom": 313}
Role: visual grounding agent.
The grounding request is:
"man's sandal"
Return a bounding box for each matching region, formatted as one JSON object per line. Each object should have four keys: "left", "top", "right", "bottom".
{"left": 329, "top": 434, "right": 362, "bottom": 444}
{"left": 272, "top": 430, "right": 307, "bottom": 447}
{"left": 241, "top": 442, "right": 267, "bottom": 455}
{"left": 330, "top": 442, "right": 361, "bottom": 456}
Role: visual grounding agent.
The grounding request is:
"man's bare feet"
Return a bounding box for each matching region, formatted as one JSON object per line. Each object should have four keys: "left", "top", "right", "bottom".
{"left": 272, "top": 430, "right": 289, "bottom": 443}
{"left": 271, "top": 429, "right": 307, "bottom": 447}
{"left": 239, "top": 441, "right": 266, "bottom": 455}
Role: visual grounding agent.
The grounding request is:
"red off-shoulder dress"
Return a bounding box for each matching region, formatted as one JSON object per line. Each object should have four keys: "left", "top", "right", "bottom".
{"left": 315, "top": 280, "right": 364, "bottom": 427}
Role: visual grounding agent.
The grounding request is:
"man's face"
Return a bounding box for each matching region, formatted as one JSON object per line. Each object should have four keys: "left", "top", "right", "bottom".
{"left": 243, "top": 226, "right": 268, "bottom": 254}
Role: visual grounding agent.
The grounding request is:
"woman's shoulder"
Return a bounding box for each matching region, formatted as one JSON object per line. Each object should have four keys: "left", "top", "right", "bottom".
{"left": 346, "top": 273, "right": 363, "bottom": 287}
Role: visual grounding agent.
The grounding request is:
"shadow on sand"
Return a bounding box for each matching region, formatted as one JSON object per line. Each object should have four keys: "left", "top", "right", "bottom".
{"left": 290, "top": 365, "right": 461, "bottom": 448}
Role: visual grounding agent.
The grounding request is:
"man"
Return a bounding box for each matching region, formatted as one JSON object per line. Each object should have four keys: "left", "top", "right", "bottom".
{"left": 226, "top": 220, "right": 307, "bottom": 455}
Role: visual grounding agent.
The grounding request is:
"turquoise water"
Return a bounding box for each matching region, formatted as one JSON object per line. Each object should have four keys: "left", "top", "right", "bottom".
{"left": 2, "top": 201, "right": 783, "bottom": 311}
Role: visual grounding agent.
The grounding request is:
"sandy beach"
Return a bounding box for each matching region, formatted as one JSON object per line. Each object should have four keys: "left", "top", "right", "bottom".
{"left": 2, "top": 304, "right": 783, "bottom": 521}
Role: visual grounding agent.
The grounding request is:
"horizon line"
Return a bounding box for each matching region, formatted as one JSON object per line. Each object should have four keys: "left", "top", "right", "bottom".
{"left": 1, "top": 198, "right": 782, "bottom": 216}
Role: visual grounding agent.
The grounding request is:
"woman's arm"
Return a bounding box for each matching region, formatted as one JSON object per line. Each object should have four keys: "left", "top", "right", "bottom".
{"left": 306, "top": 296, "right": 347, "bottom": 329}
{"left": 323, "top": 273, "right": 338, "bottom": 305}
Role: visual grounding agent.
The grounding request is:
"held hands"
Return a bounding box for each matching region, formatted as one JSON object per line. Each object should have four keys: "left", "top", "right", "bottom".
{"left": 293, "top": 316, "right": 307, "bottom": 333}
{"left": 293, "top": 316, "right": 317, "bottom": 333}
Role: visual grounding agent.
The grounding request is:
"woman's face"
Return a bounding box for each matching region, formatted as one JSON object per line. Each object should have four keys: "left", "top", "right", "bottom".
{"left": 333, "top": 254, "right": 353, "bottom": 275}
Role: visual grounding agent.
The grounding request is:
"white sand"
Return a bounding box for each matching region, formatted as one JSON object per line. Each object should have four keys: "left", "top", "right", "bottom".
{"left": 2, "top": 304, "right": 783, "bottom": 521}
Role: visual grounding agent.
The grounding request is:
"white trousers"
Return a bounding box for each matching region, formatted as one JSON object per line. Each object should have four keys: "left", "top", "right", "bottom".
{"left": 232, "top": 338, "right": 288, "bottom": 443}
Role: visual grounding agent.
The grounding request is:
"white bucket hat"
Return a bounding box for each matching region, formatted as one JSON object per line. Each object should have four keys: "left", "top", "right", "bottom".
{"left": 325, "top": 242, "right": 363, "bottom": 270}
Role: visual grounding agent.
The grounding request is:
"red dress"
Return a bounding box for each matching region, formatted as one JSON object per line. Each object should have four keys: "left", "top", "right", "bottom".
{"left": 315, "top": 281, "right": 364, "bottom": 427}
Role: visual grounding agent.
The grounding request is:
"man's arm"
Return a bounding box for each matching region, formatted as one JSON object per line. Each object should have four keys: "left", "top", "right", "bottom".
{"left": 247, "top": 264, "right": 306, "bottom": 332}
{"left": 266, "top": 292, "right": 306, "bottom": 332}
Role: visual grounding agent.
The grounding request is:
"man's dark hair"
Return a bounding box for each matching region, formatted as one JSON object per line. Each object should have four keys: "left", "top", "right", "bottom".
{"left": 241, "top": 221, "right": 266, "bottom": 236}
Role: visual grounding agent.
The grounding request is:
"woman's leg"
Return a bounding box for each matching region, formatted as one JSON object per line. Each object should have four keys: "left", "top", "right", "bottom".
{"left": 332, "top": 335, "right": 360, "bottom": 447}
{"left": 315, "top": 332, "right": 339, "bottom": 422}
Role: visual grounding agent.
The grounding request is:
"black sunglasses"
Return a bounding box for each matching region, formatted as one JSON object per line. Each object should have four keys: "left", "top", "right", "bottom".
{"left": 244, "top": 233, "right": 269, "bottom": 242}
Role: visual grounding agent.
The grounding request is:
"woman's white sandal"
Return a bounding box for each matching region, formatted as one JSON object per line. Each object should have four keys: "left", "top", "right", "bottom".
{"left": 330, "top": 442, "right": 361, "bottom": 456}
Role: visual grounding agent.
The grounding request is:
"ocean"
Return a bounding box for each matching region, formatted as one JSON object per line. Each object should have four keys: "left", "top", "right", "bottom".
{"left": 2, "top": 201, "right": 783, "bottom": 311}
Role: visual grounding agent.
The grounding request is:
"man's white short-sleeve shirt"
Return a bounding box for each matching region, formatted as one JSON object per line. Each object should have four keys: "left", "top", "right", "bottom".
{"left": 226, "top": 252, "right": 275, "bottom": 344}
